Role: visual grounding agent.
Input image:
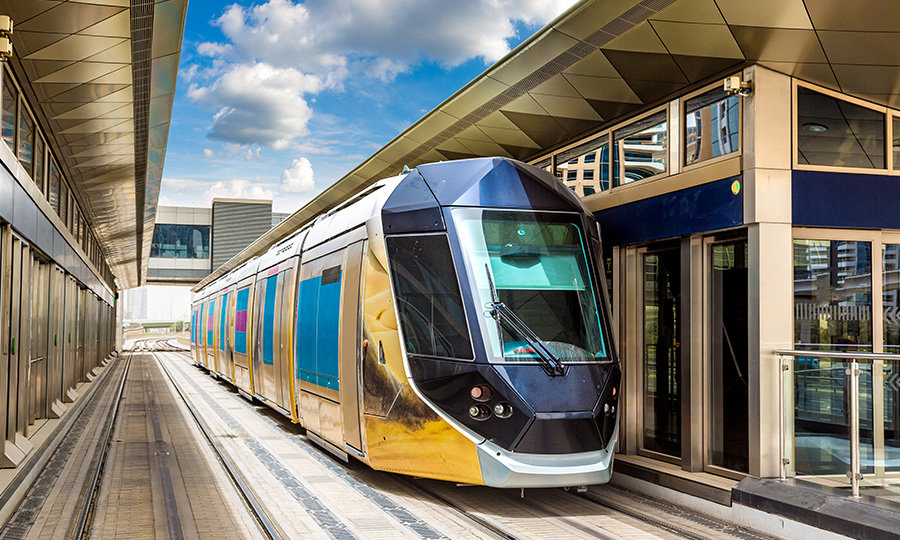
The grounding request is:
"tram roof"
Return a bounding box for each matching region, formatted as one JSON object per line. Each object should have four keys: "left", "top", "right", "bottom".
{"left": 194, "top": 0, "right": 900, "bottom": 291}
{"left": 2, "top": 1, "right": 187, "bottom": 289}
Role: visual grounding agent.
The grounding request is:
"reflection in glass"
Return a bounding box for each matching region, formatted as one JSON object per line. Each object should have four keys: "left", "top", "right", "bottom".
{"left": 793, "top": 240, "right": 874, "bottom": 478}
{"left": 34, "top": 136, "right": 45, "bottom": 193}
{"left": 556, "top": 141, "right": 610, "bottom": 198}
{"left": 453, "top": 208, "right": 608, "bottom": 364}
{"left": 48, "top": 160, "right": 60, "bottom": 214}
{"left": 894, "top": 117, "right": 900, "bottom": 171}
{"left": 614, "top": 112, "right": 667, "bottom": 186}
{"left": 685, "top": 88, "right": 739, "bottom": 166}
{"left": 882, "top": 245, "right": 900, "bottom": 489}
{"left": 18, "top": 107, "right": 34, "bottom": 173}
{"left": 642, "top": 247, "right": 680, "bottom": 457}
{"left": 794, "top": 240, "right": 872, "bottom": 350}
{"left": 1, "top": 76, "right": 16, "bottom": 151}
{"left": 149, "top": 224, "right": 211, "bottom": 259}
{"left": 708, "top": 240, "right": 749, "bottom": 472}
{"left": 798, "top": 87, "right": 885, "bottom": 169}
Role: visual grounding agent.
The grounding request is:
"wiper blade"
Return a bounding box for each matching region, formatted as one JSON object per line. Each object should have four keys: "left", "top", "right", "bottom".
{"left": 483, "top": 263, "right": 564, "bottom": 377}
{"left": 489, "top": 301, "right": 566, "bottom": 377}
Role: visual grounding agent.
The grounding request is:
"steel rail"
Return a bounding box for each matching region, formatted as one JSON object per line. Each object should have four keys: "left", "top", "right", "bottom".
{"left": 148, "top": 341, "right": 285, "bottom": 540}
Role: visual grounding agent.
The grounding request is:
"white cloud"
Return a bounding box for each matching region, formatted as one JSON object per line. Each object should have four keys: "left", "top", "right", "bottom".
{"left": 187, "top": 63, "right": 324, "bottom": 149}
{"left": 281, "top": 157, "right": 315, "bottom": 192}
{"left": 202, "top": 148, "right": 215, "bottom": 157}
{"left": 205, "top": 179, "right": 274, "bottom": 201}
{"left": 184, "top": 0, "right": 577, "bottom": 149}
{"left": 213, "top": 0, "right": 577, "bottom": 71}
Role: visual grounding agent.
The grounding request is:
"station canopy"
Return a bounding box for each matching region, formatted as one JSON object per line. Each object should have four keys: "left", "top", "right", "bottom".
{"left": 2, "top": 0, "right": 186, "bottom": 289}
{"left": 196, "top": 0, "right": 900, "bottom": 290}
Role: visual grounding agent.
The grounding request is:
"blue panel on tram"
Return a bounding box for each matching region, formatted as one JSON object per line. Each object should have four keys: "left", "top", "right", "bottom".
{"left": 262, "top": 275, "right": 278, "bottom": 365}
{"left": 295, "top": 267, "right": 342, "bottom": 391}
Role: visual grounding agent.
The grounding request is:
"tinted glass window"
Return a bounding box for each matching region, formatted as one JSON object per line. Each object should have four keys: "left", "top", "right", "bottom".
{"left": 150, "top": 224, "right": 211, "bottom": 259}
{"left": 48, "top": 159, "right": 60, "bottom": 213}
{"left": 556, "top": 140, "right": 610, "bottom": 196}
{"left": 614, "top": 111, "right": 667, "bottom": 186}
{"left": 386, "top": 235, "right": 473, "bottom": 359}
{"left": 798, "top": 87, "right": 885, "bottom": 169}
{"left": 18, "top": 107, "right": 34, "bottom": 173}
{"left": 685, "top": 87, "right": 739, "bottom": 166}
{"left": 893, "top": 117, "right": 900, "bottom": 171}
{"left": 34, "top": 136, "right": 45, "bottom": 192}
{"left": 1, "top": 75, "right": 16, "bottom": 151}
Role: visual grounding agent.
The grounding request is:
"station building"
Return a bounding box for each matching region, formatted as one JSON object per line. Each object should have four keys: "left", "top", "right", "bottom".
{"left": 197, "top": 0, "right": 900, "bottom": 531}
{"left": 0, "top": 0, "right": 185, "bottom": 475}
{"left": 147, "top": 200, "right": 289, "bottom": 285}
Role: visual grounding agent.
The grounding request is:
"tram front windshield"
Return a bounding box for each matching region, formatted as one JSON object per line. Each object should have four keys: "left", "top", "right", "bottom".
{"left": 452, "top": 208, "right": 608, "bottom": 364}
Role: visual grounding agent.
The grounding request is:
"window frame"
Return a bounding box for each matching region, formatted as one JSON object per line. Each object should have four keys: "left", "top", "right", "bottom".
{"left": 679, "top": 77, "right": 743, "bottom": 173}
{"left": 793, "top": 80, "right": 898, "bottom": 175}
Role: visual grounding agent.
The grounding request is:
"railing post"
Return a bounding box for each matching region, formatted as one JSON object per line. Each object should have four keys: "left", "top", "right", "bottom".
{"left": 849, "top": 358, "right": 861, "bottom": 497}
{"left": 778, "top": 353, "right": 786, "bottom": 481}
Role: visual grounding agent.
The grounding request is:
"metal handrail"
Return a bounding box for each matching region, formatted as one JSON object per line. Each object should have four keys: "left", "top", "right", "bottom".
{"left": 774, "top": 349, "right": 900, "bottom": 498}
{"left": 775, "top": 349, "right": 900, "bottom": 361}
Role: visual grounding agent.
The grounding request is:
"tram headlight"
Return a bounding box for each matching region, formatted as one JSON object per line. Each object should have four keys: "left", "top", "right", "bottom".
{"left": 493, "top": 402, "right": 513, "bottom": 419}
{"left": 468, "top": 404, "right": 491, "bottom": 420}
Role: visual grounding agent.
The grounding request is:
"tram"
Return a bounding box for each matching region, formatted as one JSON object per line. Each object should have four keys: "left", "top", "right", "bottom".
{"left": 190, "top": 157, "right": 620, "bottom": 487}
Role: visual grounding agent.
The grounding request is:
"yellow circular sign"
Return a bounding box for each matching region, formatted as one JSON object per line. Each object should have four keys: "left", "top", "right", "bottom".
{"left": 731, "top": 180, "right": 741, "bottom": 195}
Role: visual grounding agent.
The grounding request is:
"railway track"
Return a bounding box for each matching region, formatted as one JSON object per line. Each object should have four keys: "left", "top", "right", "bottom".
{"left": 139, "top": 339, "right": 284, "bottom": 540}
{"left": 153, "top": 342, "right": 772, "bottom": 540}
{"left": 156, "top": 343, "right": 690, "bottom": 540}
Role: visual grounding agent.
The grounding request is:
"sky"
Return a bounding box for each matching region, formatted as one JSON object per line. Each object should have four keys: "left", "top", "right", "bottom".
{"left": 158, "top": 0, "right": 579, "bottom": 214}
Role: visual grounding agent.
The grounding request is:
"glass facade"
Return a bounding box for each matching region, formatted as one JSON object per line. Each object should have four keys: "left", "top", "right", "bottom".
{"left": 684, "top": 88, "right": 739, "bottom": 166}
{"left": 794, "top": 240, "right": 873, "bottom": 351}
{"left": 18, "top": 106, "right": 34, "bottom": 173}
{"left": 708, "top": 239, "right": 749, "bottom": 473}
{"left": 642, "top": 247, "right": 681, "bottom": 457}
{"left": 150, "top": 223, "right": 210, "bottom": 259}
{"left": 797, "top": 87, "right": 885, "bottom": 169}
{"left": 614, "top": 111, "right": 667, "bottom": 186}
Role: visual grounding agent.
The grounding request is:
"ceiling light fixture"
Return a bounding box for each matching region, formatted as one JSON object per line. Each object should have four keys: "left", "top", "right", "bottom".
{"left": 803, "top": 123, "right": 828, "bottom": 133}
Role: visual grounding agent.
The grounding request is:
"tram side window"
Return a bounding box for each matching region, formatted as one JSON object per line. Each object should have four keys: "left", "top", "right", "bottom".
{"left": 386, "top": 235, "right": 473, "bottom": 359}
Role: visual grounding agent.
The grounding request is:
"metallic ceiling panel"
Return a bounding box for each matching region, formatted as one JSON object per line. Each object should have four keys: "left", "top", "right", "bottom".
{"left": 563, "top": 73, "right": 643, "bottom": 103}
{"left": 714, "top": 0, "right": 812, "bottom": 29}
{"left": 531, "top": 74, "right": 584, "bottom": 98}
{"left": 25, "top": 35, "right": 126, "bottom": 61}
{"left": 650, "top": 21, "right": 744, "bottom": 58}
{"left": 476, "top": 126, "right": 541, "bottom": 148}
{"left": 530, "top": 93, "right": 604, "bottom": 121}
{"left": 52, "top": 101, "right": 131, "bottom": 119}
{"left": 441, "top": 77, "right": 509, "bottom": 118}
{"left": 475, "top": 110, "right": 522, "bottom": 130}
{"left": 832, "top": 65, "right": 900, "bottom": 95}
{"left": 562, "top": 50, "right": 622, "bottom": 78}
{"left": 601, "top": 20, "right": 669, "bottom": 53}
{"left": 17, "top": 3, "right": 124, "bottom": 34}
{"left": 801, "top": 0, "right": 900, "bottom": 32}
{"left": 817, "top": 31, "right": 900, "bottom": 66}
{"left": 34, "top": 61, "right": 126, "bottom": 84}
{"left": 728, "top": 26, "right": 828, "bottom": 63}
{"left": 652, "top": 0, "right": 725, "bottom": 24}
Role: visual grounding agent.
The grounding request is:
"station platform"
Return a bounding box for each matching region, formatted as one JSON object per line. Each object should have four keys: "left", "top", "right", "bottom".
{"left": 0, "top": 340, "right": 831, "bottom": 539}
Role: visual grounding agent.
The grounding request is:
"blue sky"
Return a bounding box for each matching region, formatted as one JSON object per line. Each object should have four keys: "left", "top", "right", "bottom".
{"left": 159, "top": 0, "right": 577, "bottom": 213}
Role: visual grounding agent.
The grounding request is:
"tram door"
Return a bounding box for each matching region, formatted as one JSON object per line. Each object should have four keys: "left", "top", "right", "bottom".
{"left": 205, "top": 297, "right": 216, "bottom": 369}
{"left": 29, "top": 259, "right": 50, "bottom": 425}
{"left": 339, "top": 241, "right": 365, "bottom": 452}
{"left": 278, "top": 268, "right": 294, "bottom": 411}
{"left": 216, "top": 290, "right": 230, "bottom": 378}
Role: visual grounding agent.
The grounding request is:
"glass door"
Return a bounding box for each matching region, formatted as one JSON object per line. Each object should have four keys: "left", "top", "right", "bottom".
{"left": 707, "top": 237, "right": 749, "bottom": 474}
{"left": 640, "top": 245, "right": 681, "bottom": 459}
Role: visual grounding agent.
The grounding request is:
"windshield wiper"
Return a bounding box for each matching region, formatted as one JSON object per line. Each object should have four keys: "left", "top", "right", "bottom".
{"left": 484, "top": 265, "right": 566, "bottom": 377}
